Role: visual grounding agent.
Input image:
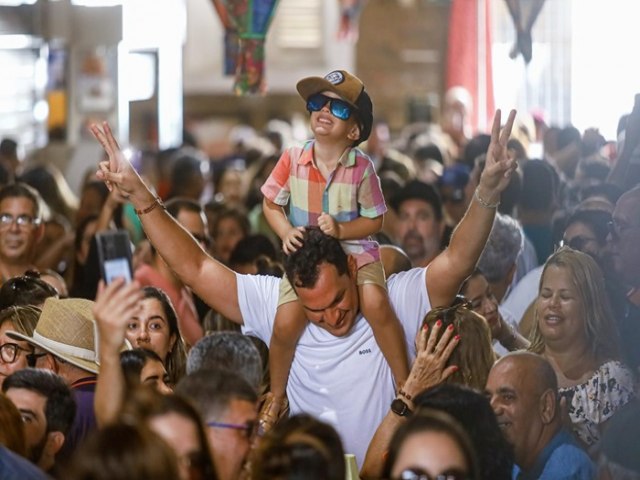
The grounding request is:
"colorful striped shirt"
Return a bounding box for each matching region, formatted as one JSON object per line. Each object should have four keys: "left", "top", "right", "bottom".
{"left": 261, "top": 140, "right": 386, "bottom": 267}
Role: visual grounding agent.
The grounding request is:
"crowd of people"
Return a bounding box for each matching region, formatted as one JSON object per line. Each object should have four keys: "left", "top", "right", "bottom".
{"left": 0, "top": 69, "right": 639, "bottom": 480}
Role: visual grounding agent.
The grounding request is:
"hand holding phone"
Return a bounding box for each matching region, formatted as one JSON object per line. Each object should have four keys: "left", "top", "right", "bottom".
{"left": 96, "top": 230, "right": 134, "bottom": 284}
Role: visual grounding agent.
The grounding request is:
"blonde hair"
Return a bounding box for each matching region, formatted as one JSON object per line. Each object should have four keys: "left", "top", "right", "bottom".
{"left": 529, "top": 247, "right": 620, "bottom": 362}
{"left": 422, "top": 304, "right": 496, "bottom": 391}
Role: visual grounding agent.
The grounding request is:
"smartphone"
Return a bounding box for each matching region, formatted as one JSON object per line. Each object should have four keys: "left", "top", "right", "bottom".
{"left": 96, "top": 230, "right": 133, "bottom": 284}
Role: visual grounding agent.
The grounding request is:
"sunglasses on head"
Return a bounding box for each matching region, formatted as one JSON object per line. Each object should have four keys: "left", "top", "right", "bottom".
{"left": 306, "top": 93, "right": 353, "bottom": 121}
{"left": 558, "top": 235, "right": 597, "bottom": 252}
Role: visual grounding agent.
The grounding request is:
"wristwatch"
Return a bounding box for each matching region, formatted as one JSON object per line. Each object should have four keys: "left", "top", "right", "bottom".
{"left": 390, "top": 398, "right": 413, "bottom": 417}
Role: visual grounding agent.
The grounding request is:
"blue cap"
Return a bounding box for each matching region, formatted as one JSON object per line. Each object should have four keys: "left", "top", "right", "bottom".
{"left": 439, "top": 163, "right": 470, "bottom": 189}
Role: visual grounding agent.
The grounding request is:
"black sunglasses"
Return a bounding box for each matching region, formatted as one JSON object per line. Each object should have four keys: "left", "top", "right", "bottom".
{"left": 26, "top": 351, "right": 49, "bottom": 368}
{"left": 559, "top": 235, "right": 597, "bottom": 252}
{"left": 439, "top": 295, "right": 472, "bottom": 327}
{"left": 306, "top": 93, "right": 353, "bottom": 121}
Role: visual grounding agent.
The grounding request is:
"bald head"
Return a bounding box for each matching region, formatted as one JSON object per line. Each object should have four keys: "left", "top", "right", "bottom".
{"left": 380, "top": 245, "right": 412, "bottom": 276}
{"left": 493, "top": 352, "right": 557, "bottom": 395}
{"left": 485, "top": 351, "right": 560, "bottom": 470}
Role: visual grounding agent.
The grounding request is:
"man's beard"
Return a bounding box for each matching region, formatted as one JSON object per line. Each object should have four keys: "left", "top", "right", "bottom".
{"left": 29, "top": 432, "right": 48, "bottom": 466}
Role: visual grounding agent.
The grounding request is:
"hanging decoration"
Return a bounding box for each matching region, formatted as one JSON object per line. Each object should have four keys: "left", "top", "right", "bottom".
{"left": 503, "top": 0, "right": 546, "bottom": 64}
{"left": 337, "top": 0, "right": 367, "bottom": 42}
{"left": 211, "top": 0, "right": 280, "bottom": 95}
{"left": 211, "top": 0, "right": 239, "bottom": 75}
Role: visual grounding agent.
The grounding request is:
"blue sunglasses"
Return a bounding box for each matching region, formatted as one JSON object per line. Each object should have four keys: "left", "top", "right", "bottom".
{"left": 306, "top": 93, "right": 353, "bottom": 121}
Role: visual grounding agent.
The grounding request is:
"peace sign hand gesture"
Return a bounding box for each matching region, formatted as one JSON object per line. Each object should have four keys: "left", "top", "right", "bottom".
{"left": 90, "top": 122, "right": 149, "bottom": 205}
{"left": 477, "top": 109, "right": 518, "bottom": 205}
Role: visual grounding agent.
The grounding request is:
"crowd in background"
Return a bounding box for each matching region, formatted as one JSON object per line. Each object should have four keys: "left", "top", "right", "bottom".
{"left": 0, "top": 89, "right": 639, "bottom": 480}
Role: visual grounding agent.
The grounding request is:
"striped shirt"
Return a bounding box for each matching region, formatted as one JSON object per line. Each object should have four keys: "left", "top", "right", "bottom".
{"left": 261, "top": 140, "right": 386, "bottom": 267}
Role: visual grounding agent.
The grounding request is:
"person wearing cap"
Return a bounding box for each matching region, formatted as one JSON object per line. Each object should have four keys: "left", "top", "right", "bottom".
{"left": 259, "top": 69, "right": 410, "bottom": 425}
{"left": 89, "top": 107, "right": 517, "bottom": 466}
{"left": 438, "top": 163, "right": 474, "bottom": 238}
{"left": 7, "top": 297, "right": 99, "bottom": 464}
{"left": 390, "top": 180, "right": 446, "bottom": 267}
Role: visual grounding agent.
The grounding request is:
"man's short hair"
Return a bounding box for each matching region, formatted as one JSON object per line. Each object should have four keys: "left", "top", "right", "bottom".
{"left": 284, "top": 227, "right": 348, "bottom": 289}
{"left": 389, "top": 180, "right": 444, "bottom": 221}
{"left": 2, "top": 368, "right": 76, "bottom": 435}
{"left": 186, "top": 332, "right": 262, "bottom": 391}
{"left": 175, "top": 368, "right": 258, "bottom": 421}
{"left": 0, "top": 182, "right": 44, "bottom": 220}
{"left": 477, "top": 213, "right": 523, "bottom": 283}
{"left": 520, "top": 160, "right": 558, "bottom": 212}
{"left": 165, "top": 197, "right": 204, "bottom": 218}
{"left": 149, "top": 198, "right": 205, "bottom": 258}
{"left": 0, "top": 138, "right": 17, "bottom": 156}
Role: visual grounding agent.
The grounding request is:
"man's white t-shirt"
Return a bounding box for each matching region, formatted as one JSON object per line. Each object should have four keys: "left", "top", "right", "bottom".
{"left": 238, "top": 267, "right": 432, "bottom": 467}
{"left": 502, "top": 265, "right": 543, "bottom": 325}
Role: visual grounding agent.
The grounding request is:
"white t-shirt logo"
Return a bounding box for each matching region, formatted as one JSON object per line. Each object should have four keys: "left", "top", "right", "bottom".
{"left": 325, "top": 71, "right": 345, "bottom": 85}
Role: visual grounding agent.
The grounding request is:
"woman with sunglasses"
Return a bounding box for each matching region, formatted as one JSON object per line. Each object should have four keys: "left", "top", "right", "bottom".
{"left": 0, "top": 306, "right": 40, "bottom": 389}
{"left": 382, "top": 408, "right": 480, "bottom": 480}
{"left": 260, "top": 69, "right": 409, "bottom": 431}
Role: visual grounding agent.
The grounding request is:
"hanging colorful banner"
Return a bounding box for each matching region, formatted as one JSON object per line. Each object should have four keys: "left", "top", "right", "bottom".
{"left": 210, "top": 0, "right": 238, "bottom": 75}
{"left": 211, "top": 0, "right": 280, "bottom": 95}
{"left": 337, "top": 0, "right": 366, "bottom": 42}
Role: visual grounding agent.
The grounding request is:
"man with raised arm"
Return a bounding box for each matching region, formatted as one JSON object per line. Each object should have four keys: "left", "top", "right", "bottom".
{"left": 90, "top": 109, "right": 516, "bottom": 466}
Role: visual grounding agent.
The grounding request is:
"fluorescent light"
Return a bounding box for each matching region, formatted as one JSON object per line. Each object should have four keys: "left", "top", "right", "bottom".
{"left": 0, "top": 0, "right": 37, "bottom": 5}
{"left": 0, "top": 35, "right": 36, "bottom": 49}
{"left": 71, "top": 0, "right": 121, "bottom": 6}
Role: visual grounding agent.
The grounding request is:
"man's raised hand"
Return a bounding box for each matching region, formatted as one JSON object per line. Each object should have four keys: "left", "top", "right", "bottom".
{"left": 478, "top": 109, "right": 518, "bottom": 202}
{"left": 89, "top": 122, "right": 141, "bottom": 201}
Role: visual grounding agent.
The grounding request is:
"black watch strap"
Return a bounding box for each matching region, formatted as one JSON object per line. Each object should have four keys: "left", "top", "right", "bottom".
{"left": 390, "top": 398, "right": 413, "bottom": 417}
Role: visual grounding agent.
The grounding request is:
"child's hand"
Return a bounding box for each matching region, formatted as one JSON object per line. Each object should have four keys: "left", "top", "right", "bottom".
{"left": 318, "top": 212, "right": 340, "bottom": 239}
{"left": 283, "top": 227, "right": 305, "bottom": 255}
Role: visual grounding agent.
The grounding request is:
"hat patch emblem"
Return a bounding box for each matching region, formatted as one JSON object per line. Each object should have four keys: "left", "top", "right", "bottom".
{"left": 325, "top": 71, "right": 345, "bottom": 85}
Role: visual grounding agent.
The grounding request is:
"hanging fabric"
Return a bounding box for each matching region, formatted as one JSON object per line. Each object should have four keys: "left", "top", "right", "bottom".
{"left": 214, "top": 0, "right": 280, "bottom": 95}
{"left": 210, "top": 0, "right": 239, "bottom": 75}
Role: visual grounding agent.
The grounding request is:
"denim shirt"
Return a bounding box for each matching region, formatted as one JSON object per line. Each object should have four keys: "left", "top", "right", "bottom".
{"left": 512, "top": 429, "right": 595, "bottom": 480}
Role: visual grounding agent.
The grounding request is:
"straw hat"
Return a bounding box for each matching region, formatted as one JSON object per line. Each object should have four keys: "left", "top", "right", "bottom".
{"left": 8, "top": 297, "right": 99, "bottom": 374}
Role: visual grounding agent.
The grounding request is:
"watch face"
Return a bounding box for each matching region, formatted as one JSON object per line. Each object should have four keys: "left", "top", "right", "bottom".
{"left": 391, "top": 398, "right": 411, "bottom": 417}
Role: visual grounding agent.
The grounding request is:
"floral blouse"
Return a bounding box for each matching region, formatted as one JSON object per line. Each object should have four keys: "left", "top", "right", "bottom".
{"left": 559, "top": 360, "right": 637, "bottom": 446}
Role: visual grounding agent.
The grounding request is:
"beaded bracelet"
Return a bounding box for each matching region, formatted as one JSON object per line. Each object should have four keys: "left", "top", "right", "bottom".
{"left": 135, "top": 197, "right": 165, "bottom": 216}
{"left": 474, "top": 187, "right": 500, "bottom": 209}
